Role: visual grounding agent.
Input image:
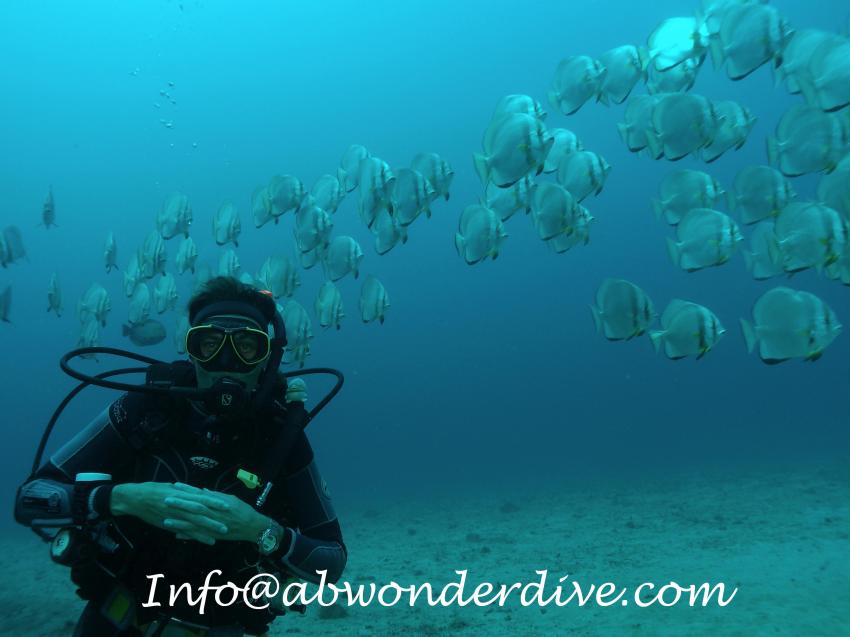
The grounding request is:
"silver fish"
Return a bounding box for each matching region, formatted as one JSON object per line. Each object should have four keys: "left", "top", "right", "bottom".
{"left": 709, "top": 2, "right": 793, "bottom": 80}
{"left": 154, "top": 273, "right": 178, "bottom": 314}
{"left": 257, "top": 255, "right": 300, "bottom": 298}
{"left": 42, "top": 187, "right": 57, "bottom": 229}
{"left": 741, "top": 287, "right": 841, "bottom": 363}
{"left": 543, "top": 128, "right": 583, "bottom": 174}
{"left": 322, "top": 236, "right": 364, "bottom": 282}
{"left": 650, "top": 300, "right": 725, "bottom": 359}
{"left": 743, "top": 221, "right": 784, "bottom": 280}
{"left": 371, "top": 207, "right": 408, "bottom": 255}
{"left": 0, "top": 226, "right": 26, "bottom": 267}
{"left": 123, "top": 253, "right": 142, "bottom": 297}
{"left": 646, "top": 56, "right": 702, "bottom": 94}
{"left": 0, "top": 285, "right": 10, "bottom": 322}
{"left": 314, "top": 281, "right": 345, "bottom": 330}
{"left": 556, "top": 150, "right": 611, "bottom": 202}
{"left": 104, "top": 232, "right": 118, "bottom": 273}
{"left": 617, "top": 94, "right": 662, "bottom": 153}
{"left": 455, "top": 204, "right": 507, "bottom": 265}
{"left": 701, "top": 100, "right": 755, "bottom": 162}
{"left": 359, "top": 275, "right": 389, "bottom": 325}
{"left": 78, "top": 283, "right": 111, "bottom": 327}
{"left": 157, "top": 193, "right": 193, "bottom": 240}
{"left": 139, "top": 231, "right": 167, "bottom": 279}
{"left": 357, "top": 157, "right": 395, "bottom": 228}
{"left": 548, "top": 55, "right": 607, "bottom": 115}
{"left": 646, "top": 93, "right": 721, "bottom": 160}
{"left": 591, "top": 279, "right": 656, "bottom": 340}
{"left": 175, "top": 237, "right": 198, "bottom": 275}
{"left": 766, "top": 105, "right": 849, "bottom": 177}
{"left": 530, "top": 182, "right": 579, "bottom": 241}
{"left": 647, "top": 17, "right": 708, "bottom": 71}
{"left": 294, "top": 202, "right": 333, "bottom": 253}
{"left": 339, "top": 145, "right": 371, "bottom": 192}
{"left": 731, "top": 165, "right": 794, "bottom": 224}
{"left": 310, "top": 173, "right": 345, "bottom": 214}
{"left": 652, "top": 169, "right": 725, "bottom": 225}
{"left": 411, "top": 152, "right": 454, "bottom": 201}
{"left": 282, "top": 300, "right": 313, "bottom": 367}
{"left": 47, "top": 272, "right": 62, "bottom": 317}
{"left": 666, "top": 208, "right": 742, "bottom": 271}
{"left": 213, "top": 201, "right": 241, "bottom": 247}
{"left": 128, "top": 283, "right": 152, "bottom": 325}
{"left": 267, "top": 175, "right": 304, "bottom": 221}
{"left": 251, "top": 185, "right": 274, "bottom": 228}
{"left": 474, "top": 113, "right": 553, "bottom": 188}
{"left": 390, "top": 168, "right": 436, "bottom": 226}
{"left": 218, "top": 249, "right": 241, "bottom": 278}
{"left": 484, "top": 175, "right": 534, "bottom": 222}
{"left": 798, "top": 35, "right": 850, "bottom": 112}
{"left": 598, "top": 45, "right": 648, "bottom": 105}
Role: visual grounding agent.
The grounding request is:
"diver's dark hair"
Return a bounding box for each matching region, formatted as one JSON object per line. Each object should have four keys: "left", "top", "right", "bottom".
{"left": 187, "top": 276, "right": 277, "bottom": 326}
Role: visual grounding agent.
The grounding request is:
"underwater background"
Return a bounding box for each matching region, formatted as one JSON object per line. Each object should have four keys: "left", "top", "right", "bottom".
{"left": 1, "top": 1, "right": 848, "bottom": 635}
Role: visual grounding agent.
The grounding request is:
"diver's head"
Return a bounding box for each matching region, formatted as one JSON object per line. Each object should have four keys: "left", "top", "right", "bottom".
{"left": 186, "top": 277, "right": 281, "bottom": 408}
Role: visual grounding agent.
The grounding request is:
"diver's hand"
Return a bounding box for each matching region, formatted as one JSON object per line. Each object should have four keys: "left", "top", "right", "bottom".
{"left": 111, "top": 482, "right": 230, "bottom": 545}
{"left": 164, "top": 483, "right": 271, "bottom": 544}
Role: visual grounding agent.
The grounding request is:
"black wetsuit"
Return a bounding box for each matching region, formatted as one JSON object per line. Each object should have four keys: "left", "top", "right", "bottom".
{"left": 15, "top": 387, "right": 347, "bottom": 636}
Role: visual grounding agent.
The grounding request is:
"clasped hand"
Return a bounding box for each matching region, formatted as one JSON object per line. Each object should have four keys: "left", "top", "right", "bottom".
{"left": 129, "top": 481, "right": 266, "bottom": 545}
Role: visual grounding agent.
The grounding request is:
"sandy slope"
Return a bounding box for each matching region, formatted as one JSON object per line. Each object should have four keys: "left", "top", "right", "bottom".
{"left": 2, "top": 463, "right": 847, "bottom": 637}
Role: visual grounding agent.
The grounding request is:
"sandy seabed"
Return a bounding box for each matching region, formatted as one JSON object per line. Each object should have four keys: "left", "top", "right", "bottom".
{"left": 1, "top": 463, "right": 847, "bottom": 637}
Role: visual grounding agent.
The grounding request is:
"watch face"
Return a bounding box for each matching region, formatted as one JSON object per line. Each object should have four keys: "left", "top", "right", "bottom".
{"left": 261, "top": 534, "right": 277, "bottom": 552}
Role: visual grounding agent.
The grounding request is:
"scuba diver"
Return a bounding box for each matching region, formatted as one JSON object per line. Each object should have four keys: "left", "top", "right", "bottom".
{"left": 14, "top": 276, "right": 347, "bottom": 636}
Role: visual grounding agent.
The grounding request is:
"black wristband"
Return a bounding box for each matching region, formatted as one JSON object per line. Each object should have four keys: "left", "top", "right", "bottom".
{"left": 90, "top": 484, "right": 116, "bottom": 520}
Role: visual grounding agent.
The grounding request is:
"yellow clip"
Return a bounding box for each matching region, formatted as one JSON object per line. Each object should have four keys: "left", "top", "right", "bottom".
{"left": 237, "top": 469, "right": 261, "bottom": 490}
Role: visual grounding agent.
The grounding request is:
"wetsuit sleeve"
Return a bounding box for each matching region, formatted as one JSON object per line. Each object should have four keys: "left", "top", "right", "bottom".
{"left": 270, "top": 430, "right": 347, "bottom": 585}
{"left": 14, "top": 395, "right": 140, "bottom": 528}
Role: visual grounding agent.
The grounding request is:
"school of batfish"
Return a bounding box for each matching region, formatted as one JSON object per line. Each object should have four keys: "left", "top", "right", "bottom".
{"left": 2, "top": 0, "right": 848, "bottom": 366}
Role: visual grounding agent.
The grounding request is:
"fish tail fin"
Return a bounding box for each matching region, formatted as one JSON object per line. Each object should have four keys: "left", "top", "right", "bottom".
{"left": 766, "top": 135, "right": 780, "bottom": 168}
{"left": 797, "top": 75, "right": 820, "bottom": 108}
{"left": 740, "top": 318, "right": 757, "bottom": 354}
{"left": 651, "top": 198, "right": 664, "bottom": 221}
{"left": 649, "top": 330, "right": 664, "bottom": 354}
{"left": 454, "top": 233, "right": 466, "bottom": 259}
{"left": 771, "top": 60, "right": 785, "bottom": 88}
{"left": 743, "top": 250, "right": 754, "bottom": 274}
{"left": 616, "top": 122, "right": 630, "bottom": 146}
{"left": 765, "top": 231, "right": 783, "bottom": 267}
{"left": 665, "top": 237, "right": 681, "bottom": 267}
{"left": 590, "top": 304, "right": 603, "bottom": 334}
{"left": 708, "top": 36, "right": 725, "bottom": 69}
{"left": 547, "top": 89, "right": 561, "bottom": 113}
{"left": 597, "top": 90, "right": 610, "bottom": 107}
{"left": 645, "top": 131, "right": 663, "bottom": 160}
{"left": 473, "top": 153, "right": 491, "bottom": 188}
{"left": 637, "top": 45, "right": 650, "bottom": 73}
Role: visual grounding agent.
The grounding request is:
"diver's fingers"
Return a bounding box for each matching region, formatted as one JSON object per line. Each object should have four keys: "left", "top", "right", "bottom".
{"left": 172, "top": 482, "right": 205, "bottom": 494}
{"left": 164, "top": 516, "right": 227, "bottom": 536}
{"left": 173, "top": 529, "right": 216, "bottom": 545}
{"left": 167, "top": 491, "right": 232, "bottom": 512}
{"left": 164, "top": 496, "right": 209, "bottom": 514}
{"left": 164, "top": 495, "right": 231, "bottom": 514}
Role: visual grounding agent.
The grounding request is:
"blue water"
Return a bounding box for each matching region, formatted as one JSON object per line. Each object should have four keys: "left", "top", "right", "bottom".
{"left": 1, "top": 0, "right": 848, "bottom": 523}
